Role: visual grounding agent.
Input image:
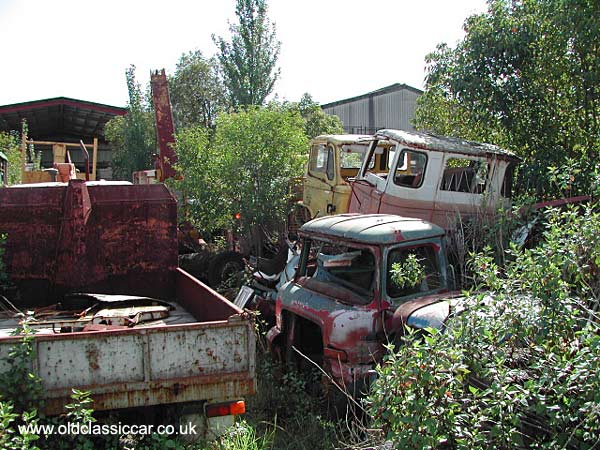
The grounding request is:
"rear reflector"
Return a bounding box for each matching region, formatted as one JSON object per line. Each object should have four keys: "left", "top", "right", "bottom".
{"left": 205, "top": 400, "right": 246, "bottom": 418}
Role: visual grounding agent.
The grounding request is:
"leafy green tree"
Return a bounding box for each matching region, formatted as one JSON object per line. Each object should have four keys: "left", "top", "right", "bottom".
{"left": 169, "top": 50, "right": 227, "bottom": 129}
{"left": 278, "top": 94, "right": 344, "bottom": 139}
{"left": 213, "top": 0, "right": 281, "bottom": 108}
{"left": 174, "top": 108, "right": 307, "bottom": 251}
{"left": 171, "top": 126, "right": 227, "bottom": 233}
{"left": 0, "top": 131, "right": 22, "bottom": 185}
{"left": 415, "top": 0, "right": 600, "bottom": 196}
{"left": 105, "top": 65, "right": 156, "bottom": 180}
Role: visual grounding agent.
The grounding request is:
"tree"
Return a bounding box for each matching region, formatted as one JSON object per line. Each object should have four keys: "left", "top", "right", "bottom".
{"left": 169, "top": 50, "right": 227, "bottom": 129}
{"left": 171, "top": 126, "right": 226, "bottom": 234}
{"left": 415, "top": 0, "right": 600, "bottom": 196}
{"left": 280, "top": 94, "right": 344, "bottom": 139}
{"left": 173, "top": 107, "right": 308, "bottom": 252}
{"left": 105, "top": 65, "right": 156, "bottom": 180}
{"left": 213, "top": 0, "right": 281, "bottom": 108}
{"left": 0, "top": 131, "right": 22, "bottom": 186}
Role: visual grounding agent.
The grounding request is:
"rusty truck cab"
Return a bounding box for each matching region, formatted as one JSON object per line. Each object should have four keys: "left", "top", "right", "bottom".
{"left": 269, "top": 214, "right": 455, "bottom": 386}
{"left": 350, "top": 129, "right": 519, "bottom": 230}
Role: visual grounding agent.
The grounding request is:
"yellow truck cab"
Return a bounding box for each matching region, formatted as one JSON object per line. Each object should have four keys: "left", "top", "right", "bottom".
{"left": 299, "top": 135, "right": 393, "bottom": 219}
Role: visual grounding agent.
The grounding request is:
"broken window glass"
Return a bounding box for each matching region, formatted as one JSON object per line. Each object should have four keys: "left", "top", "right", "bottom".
{"left": 312, "top": 241, "right": 376, "bottom": 298}
{"left": 386, "top": 245, "right": 442, "bottom": 298}
{"left": 441, "top": 158, "right": 489, "bottom": 194}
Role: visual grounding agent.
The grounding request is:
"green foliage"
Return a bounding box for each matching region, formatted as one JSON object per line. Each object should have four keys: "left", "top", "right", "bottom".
{"left": 174, "top": 108, "right": 307, "bottom": 244}
{"left": 0, "top": 316, "right": 44, "bottom": 414}
{"left": 247, "top": 355, "right": 341, "bottom": 450}
{"left": 170, "top": 50, "right": 227, "bottom": 129}
{"left": 171, "top": 126, "right": 227, "bottom": 233}
{"left": 134, "top": 433, "right": 190, "bottom": 450}
{"left": 415, "top": 0, "right": 600, "bottom": 196}
{"left": 278, "top": 94, "right": 344, "bottom": 139}
{"left": 390, "top": 254, "right": 425, "bottom": 290}
{"left": 214, "top": 0, "right": 281, "bottom": 108}
{"left": 0, "top": 402, "right": 40, "bottom": 449}
{"left": 213, "top": 107, "right": 307, "bottom": 242}
{"left": 216, "top": 419, "right": 273, "bottom": 450}
{"left": 369, "top": 206, "right": 600, "bottom": 448}
{"left": 105, "top": 65, "right": 156, "bottom": 180}
{"left": 0, "top": 131, "right": 22, "bottom": 185}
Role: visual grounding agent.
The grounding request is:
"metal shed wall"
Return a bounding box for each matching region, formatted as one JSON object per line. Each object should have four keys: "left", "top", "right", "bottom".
{"left": 321, "top": 84, "right": 422, "bottom": 135}
{"left": 373, "top": 88, "right": 420, "bottom": 131}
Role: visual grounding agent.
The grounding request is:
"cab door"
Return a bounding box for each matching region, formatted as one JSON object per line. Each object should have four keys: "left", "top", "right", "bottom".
{"left": 303, "top": 143, "right": 336, "bottom": 217}
{"left": 349, "top": 141, "right": 390, "bottom": 214}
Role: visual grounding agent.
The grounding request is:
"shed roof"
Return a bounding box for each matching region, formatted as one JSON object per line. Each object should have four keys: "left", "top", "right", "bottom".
{"left": 321, "top": 83, "right": 424, "bottom": 109}
{"left": 376, "top": 129, "right": 519, "bottom": 160}
{"left": 0, "top": 97, "right": 127, "bottom": 140}
{"left": 300, "top": 214, "right": 445, "bottom": 245}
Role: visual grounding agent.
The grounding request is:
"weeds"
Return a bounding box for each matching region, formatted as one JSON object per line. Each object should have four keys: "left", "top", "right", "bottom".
{"left": 368, "top": 205, "right": 600, "bottom": 448}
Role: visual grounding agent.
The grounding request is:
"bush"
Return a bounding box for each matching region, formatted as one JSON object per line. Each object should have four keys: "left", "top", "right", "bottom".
{"left": 0, "top": 131, "right": 22, "bottom": 186}
{"left": 368, "top": 205, "right": 600, "bottom": 449}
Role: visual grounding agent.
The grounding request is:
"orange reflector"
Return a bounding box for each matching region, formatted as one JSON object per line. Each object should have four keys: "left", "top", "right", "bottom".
{"left": 205, "top": 400, "right": 246, "bottom": 418}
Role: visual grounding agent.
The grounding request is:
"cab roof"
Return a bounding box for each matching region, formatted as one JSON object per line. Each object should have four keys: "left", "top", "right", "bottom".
{"left": 300, "top": 214, "right": 445, "bottom": 245}
{"left": 376, "top": 129, "right": 519, "bottom": 160}
{"left": 311, "top": 134, "right": 372, "bottom": 145}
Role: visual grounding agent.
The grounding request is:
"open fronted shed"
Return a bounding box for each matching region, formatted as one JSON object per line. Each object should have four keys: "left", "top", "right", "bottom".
{"left": 0, "top": 97, "right": 127, "bottom": 179}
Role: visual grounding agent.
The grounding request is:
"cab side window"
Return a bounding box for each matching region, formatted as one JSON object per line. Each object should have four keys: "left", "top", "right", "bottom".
{"left": 441, "top": 158, "right": 489, "bottom": 194}
{"left": 309, "top": 144, "right": 334, "bottom": 180}
{"left": 393, "top": 150, "right": 427, "bottom": 188}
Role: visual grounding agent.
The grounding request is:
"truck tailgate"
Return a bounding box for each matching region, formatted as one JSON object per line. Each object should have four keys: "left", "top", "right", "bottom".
{"left": 0, "top": 269, "right": 256, "bottom": 415}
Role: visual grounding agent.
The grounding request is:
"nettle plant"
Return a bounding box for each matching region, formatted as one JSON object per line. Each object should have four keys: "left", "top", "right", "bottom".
{"left": 368, "top": 205, "right": 600, "bottom": 449}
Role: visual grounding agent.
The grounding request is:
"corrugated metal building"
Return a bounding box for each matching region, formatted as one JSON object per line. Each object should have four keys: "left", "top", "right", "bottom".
{"left": 321, "top": 83, "right": 423, "bottom": 134}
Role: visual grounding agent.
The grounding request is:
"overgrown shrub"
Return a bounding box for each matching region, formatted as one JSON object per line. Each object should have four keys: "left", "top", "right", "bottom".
{"left": 0, "top": 131, "right": 22, "bottom": 185}
{"left": 369, "top": 205, "right": 600, "bottom": 449}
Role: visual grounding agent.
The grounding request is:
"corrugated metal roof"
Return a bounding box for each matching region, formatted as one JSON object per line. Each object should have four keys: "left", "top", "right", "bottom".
{"left": 0, "top": 97, "right": 127, "bottom": 139}
{"left": 300, "top": 214, "right": 445, "bottom": 244}
{"left": 376, "top": 129, "right": 519, "bottom": 159}
{"left": 321, "top": 83, "right": 424, "bottom": 109}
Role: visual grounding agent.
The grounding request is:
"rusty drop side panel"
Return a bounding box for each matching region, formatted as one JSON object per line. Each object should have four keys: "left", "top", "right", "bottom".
{"left": 0, "top": 181, "right": 256, "bottom": 415}
{"left": 0, "top": 180, "right": 178, "bottom": 305}
{"left": 0, "top": 269, "right": 256, "bottom": 416}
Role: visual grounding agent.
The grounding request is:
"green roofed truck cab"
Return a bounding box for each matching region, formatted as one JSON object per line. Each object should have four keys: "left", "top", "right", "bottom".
{"left": 267, "top": 213, "right": 461, "bottom": 386}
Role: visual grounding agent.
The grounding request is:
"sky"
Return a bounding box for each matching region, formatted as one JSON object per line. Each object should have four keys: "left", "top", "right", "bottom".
{"left": 0, "top": 0, "right": 488, "bottom": 108}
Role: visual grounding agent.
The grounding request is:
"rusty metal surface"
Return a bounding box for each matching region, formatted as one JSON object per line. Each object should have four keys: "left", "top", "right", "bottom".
{"left": 150, "top": 69, "right": 177, "bottom": 181}
{"left": 0, "top": 270, "right": 256, "bottom": 415}
{"left": 274, "top": 217, "right": 456, "bottom": 386}
{"left": 0, "top": 180, "right": 256, "bottom": 416}
{"left": 0, "top": 179, "right": 178, "bottom": 304}
{"left": 375, "top": 129, "right": 519, "bottom": 160}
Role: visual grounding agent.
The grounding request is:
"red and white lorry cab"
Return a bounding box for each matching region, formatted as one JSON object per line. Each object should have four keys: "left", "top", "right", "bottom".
{"left": 349, "top": 129, "right": 520, "bottom": 230}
